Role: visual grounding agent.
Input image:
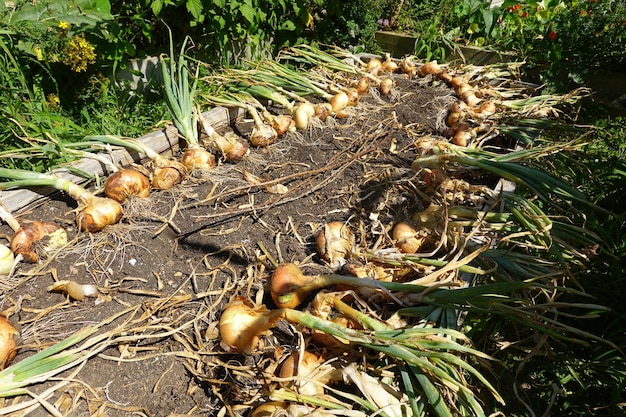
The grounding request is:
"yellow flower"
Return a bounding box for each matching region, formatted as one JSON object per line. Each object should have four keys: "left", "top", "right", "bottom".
{"left": 47, "top": 94, "right": 60, "bottom": 109}
{"left": 61, "top": 35, "right": 96, "bottom": 72}
{"left": 58, "top": 21, "right": 70, "bottom": 31}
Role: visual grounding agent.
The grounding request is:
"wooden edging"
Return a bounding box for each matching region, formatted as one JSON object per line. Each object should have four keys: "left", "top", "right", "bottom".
{"left": 0, "top": 106, "right": 240, "bottom": 215}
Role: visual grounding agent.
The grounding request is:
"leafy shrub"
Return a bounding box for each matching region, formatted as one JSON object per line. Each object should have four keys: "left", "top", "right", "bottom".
{"left": 446, "top": 0, "right": 626, "bottom": 84}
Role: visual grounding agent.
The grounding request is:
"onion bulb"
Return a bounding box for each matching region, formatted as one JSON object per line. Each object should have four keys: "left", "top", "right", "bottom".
{"left": 0, "top": 316, "right": 19, "bottom": 370}
{"left": 379, "top": 78, "right": 395, "bottom": 95}
{"left": 365, "top": 58, "right": 382, "bottom": 75}
{"left": 381, "top": 58, "right": 398, "bottom": 74}
{"left": 399, "top": 57, "right": 417, "bottom": 77}
{"left": 219, "top": 298, "right": 282, "bottom": 354}
{"left": 48, "top": 280, "right": 99, "bottom": 301}
{"left": 181, "top": 146, "right": 216, "bottom": 171}
{"left": 345, "top": 88, "right": 360, "bottom": 106}
{"left": 293, "top": 102, "right": 315, "bottom": 130}
{"left": 356, "top": 77, "right": 370, "bottom": 94}
{"left": 473, "top": 100, "right": 497, "bottom": 118}
{"left": 437, "top": 71, "right": 453, "bottom": 84}
{"left": 10, "top": 221, "right": 67, "bottom": 263}
{"left": 64, "top": 183, "right": 124, "bottom": 232}
{"left": 450, "top": 122, "right": 476, "bottom": 147}
{"left": 104, "top": 169, "right": 150, "bottom": 203}
{"left": 151, "top": 159, "right": 189, "bottom": 190}
{"left": 458, "top": 89, "right": 481, "bottom": 107}
{"left": 393, "top": 222, "right": 427, "bottom": 254}
{"left": 314, "top": 103, "right": 333, "bottom": 121}
{"left": 330, "top": 92, "right": 350, "bottom": 113}
{"left": 316, "top": 222, "right": 354, "bottom": 269}
{"left": 0, "top": 244, "right": 14, "bottom": 275}
{"left": 419, "top": 61, "right": 442, "bottom": 77}
{"left": 270, "top": 263, "right": 315, "bottom": 309}
{"left": 210, "top": 131, "right": 250, "bottom": 162}
{"left": 448, "top": 76, "right": 466, "bottom": 90}
{"left": 271, "top": 114, "right": 295, "bottom": 136}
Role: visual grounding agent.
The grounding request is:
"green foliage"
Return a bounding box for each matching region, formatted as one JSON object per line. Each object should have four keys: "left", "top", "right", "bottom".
{"left": 446, "top": 0, "right": 626, "bottom": 83}
{"left": 109, "top": 0, "right": 311, "bottom": 66}
{"left": 306, "top": 0, "right": 386, "bottom": 52}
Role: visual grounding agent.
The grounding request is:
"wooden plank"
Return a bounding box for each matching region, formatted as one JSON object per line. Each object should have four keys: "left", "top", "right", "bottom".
{"left": 0, "top": 107, "right": 236, "bottom": 215}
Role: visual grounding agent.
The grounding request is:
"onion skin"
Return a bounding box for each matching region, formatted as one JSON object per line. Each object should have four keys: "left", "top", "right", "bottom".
{"left": 0, "top": 316, "right": 19, "bottom": 370}
{"left": 366, "top": 58, "right": 382, "bottom": 74}
{"left": 278, "top": 351, "right": 328, "bottom": 396}
{"left": 250, "top": 403, "right": 289, "bottom": 417}
{"left": 104, "top": 169, "right": 151, "bottom": 203}
{"left": 211, "top": 132, "right": 250, "bottom": 162}
{"left": 77, "top": 197, "right": 124, "bottom": 233}
{"left": 11, "top": 221, "right": 67, "bottom": 263}
{"left": 382, "top": 59, "right": 398, "bottom": 74}
{"left": 316, "top": 222, "right": 355, "bottom": 269}
{"left": 314, "top": 103, "right": 333, "bottom": 121}
{"left": 271, "top": 114, "right": 295, "bottom": 136}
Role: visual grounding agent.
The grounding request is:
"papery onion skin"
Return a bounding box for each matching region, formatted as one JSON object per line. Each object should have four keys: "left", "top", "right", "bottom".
{"left": 366, "top": 58, "right": 382, "bottom": 74}
{"left": 211, "top": 132, "right": 250, "bottom": 162}
{"left": 382, "top": 59, "right": 398, "bottom": 74}
{"left": 77, "top": 197, "right": 124, "bottom": 233}
{"left": 0, "top": 316, "right": 19, "bottom": 370}
{"left": 316, "top": 221, "right": 355, "bottom": 269}
{"left": 219, "top": 298, "right": 281, "bottom": 354}
{"left": 356, "top": 77, "right": 370, "bottom": 94}
{"left": 293, "top": 103, "right": 315, "bottom": 130}
{"left": 314, "top": 103, "right": 333, "bottom": 121}
{"left": 271, "top": 114, "right": 295, "bottom": 136}
{"left": 104, "top": 169, "right": 151, "bottom": 203}
{"left": 10, "top": 221, "right": 67, "bottom": 263}
{"left": 278, "top": 351, "right": 326, "bottom": 396}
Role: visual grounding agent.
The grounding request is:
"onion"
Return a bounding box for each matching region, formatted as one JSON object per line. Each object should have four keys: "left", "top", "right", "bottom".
{"left": 210, "top": 131, "right": 250, "bottom": 162}
{"left": 316, "top": 222, "right": 354, "bottom": 269}
{"left": 278, "top": 351, "right": 327, "bottom": 395}
{"left": 381, "top": 58, "right": 398, "bottom": 74}
{"left": 250, "top": 124, "right": 279, "bottom": 147}
{"left": 219, "top": 298, "right": 283, "bottom": 354}
{"left": 10, "top": 221, "right": 67, "bottom": 263}
{"left": 446, "top": 110, "right": 464, "bottom": 127}
{"left": 346, "top": 88, "right": 360, "bottom": 106}
{"left": 330, "top": 92, "right": 350, "bottom": 113}
{"left": 437, "top": 71, "right": 453, "bottom": 84}
{"left": 104, "top": 169, "right": 150, "bottom": 203}
{"left": 314, "top": 103, "right": 333, "bottom": 121}
{"left": 448, "top": 76, "right": 466, "bottom": 90}
{"left": 392, "top": 222, "right": 427, "bottom": 254}
{"left": 271, "top": 114, "right": 295, "bottom": 136}
{"left": 356, "top": 77, "right": 370, "bottom": 94}
{"left": 365, "top": 58, "right": 382, "bottom": 74}
{"left": 76, "top": 196, "right": 124, "bottom": 233}
{"left": 0, "top": 316, "right": 19, "bottom": 370}
{"left": 459, "top": 89, "right": 481, "bottom": 107}
{"left": 0, "top": 244, "right": 14, "bottom": 275}
{"left": 473, "top": 100, "right": 497, "bottom": 118}
{"left": 180, "top": 147, "right": 216, "bottom": 171}
{"left": 419, "top": 61, "right": 442, "bottom": 77}
{"left": 379, "top": 78, "right": 395, "bottom": 95}
{"left": 293, "top": 102, "right": 315, "bottom": 130}
{"left": 151, "top": 159, "right": 188, "bottom": 190}
{"left": 450, "top": 122, "right": 475, "bottom": 147}
{"left": 399, "top": 57, "right": 417, "bottom": 77}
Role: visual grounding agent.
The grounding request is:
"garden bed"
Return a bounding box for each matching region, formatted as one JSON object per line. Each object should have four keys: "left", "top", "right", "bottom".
{"left": 0, "top": 58, "right": 596, "bottom": 416}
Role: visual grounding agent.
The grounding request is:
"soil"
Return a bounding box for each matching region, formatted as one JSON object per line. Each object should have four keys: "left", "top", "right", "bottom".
{"left": 1, "top": 73, "right": 502, "bottom": 416}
